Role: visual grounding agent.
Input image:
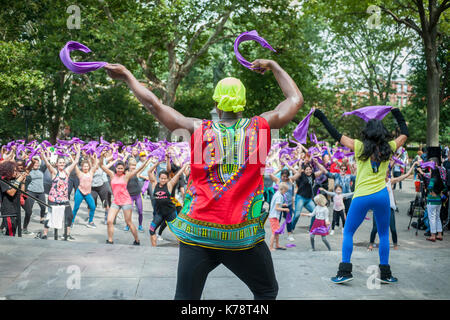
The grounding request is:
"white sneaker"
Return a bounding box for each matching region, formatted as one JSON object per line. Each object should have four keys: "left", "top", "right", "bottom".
{"left": 287, "top": 235, "right": 295, "bottom": 241}
{"left": 157, "top": 235, "right": 164, "bottom": 241}
{"left": 330, "top": 230, "right": 335, "bottom": 235}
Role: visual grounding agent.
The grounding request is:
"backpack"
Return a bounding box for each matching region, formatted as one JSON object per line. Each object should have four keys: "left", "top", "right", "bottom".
{"left": 437, "top": 166, "right": 448, "bottom": 189}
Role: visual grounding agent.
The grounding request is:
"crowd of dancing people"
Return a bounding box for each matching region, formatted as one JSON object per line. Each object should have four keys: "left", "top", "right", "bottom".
{"left": 0, "top": 135, "right": 448, "bottom": 249}
{"left": 0, "top": 50, "right": 449, "bottom": 296}
{"left": 0, "top": 139, "right": 190, "bottom": 246}
{"left": 264, "top": 140, "right": 449, "bottom": 253}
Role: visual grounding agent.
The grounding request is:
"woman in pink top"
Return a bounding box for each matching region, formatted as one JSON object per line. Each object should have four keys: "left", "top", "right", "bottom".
{"left": 100, "top": 151, "right": 152, "bottom": 245}
{"left": 72, "top": 154, "right": 99, "bottom": 228}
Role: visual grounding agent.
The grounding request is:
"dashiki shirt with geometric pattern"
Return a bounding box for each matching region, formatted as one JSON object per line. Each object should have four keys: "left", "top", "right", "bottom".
{"left": 167, "top": 116, "right": 271, "bottom": 250}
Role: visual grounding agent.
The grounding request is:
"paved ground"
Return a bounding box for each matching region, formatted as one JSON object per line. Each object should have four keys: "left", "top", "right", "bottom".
{"left": 1, "top": 178, "right": 449, "bottom": 300}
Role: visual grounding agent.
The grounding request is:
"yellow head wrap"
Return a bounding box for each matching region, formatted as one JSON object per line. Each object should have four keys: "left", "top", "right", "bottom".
{"left": 212, "top": 77, "right": 246, "bottom": 113}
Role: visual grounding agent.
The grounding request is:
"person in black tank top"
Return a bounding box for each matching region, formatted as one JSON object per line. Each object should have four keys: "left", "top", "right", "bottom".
{"left": 156, "top": 162, "right": 188, "bottom": 240}
{"left": 148, "top": 162, "right": 188, "bottom": 247}
{"left": 153, "top": 183, "right": 175, "bottom": 216}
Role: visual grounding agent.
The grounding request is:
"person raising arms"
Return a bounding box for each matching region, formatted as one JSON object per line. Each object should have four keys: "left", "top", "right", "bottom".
{"left": 99, "top": 151, "right": 152, "bottom": 245}
{"left": 71, "top": 154, "right": 99, "bottom": 229}
{"left": 104, "top": 58, "right": 303, "bottom": 300}
{"left": 126, "top": 158, "right": 145, "bottom": 232}
{"left": 312, "top": 107, "right": 408, "bottom": 284}
{"left": 40, "top": 145, "right": 81, "bottom": 240}
{"left": 148, "top": 161, "right": 188, "bottom": 247}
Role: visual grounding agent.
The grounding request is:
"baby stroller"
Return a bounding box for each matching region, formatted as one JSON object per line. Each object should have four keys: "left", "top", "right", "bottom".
{"left": 407, "top": 180, "right": 427, "bottom": 236}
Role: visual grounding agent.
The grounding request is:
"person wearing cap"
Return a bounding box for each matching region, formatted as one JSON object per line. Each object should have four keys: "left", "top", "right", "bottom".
{"left": 104, "top": 58, "right": 303, "bottom": 300}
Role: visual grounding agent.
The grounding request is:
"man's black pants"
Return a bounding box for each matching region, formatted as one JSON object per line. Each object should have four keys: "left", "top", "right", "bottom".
{"left": 174, "top": 241, "right": 278, "bottom": 300}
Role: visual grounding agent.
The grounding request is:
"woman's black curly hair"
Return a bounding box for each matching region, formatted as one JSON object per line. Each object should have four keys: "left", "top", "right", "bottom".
{"left": 358, "top": 119, "right": 393, "bottom": 163}
{"left": 0, "top": 161, "right": 17, "bottom": 180}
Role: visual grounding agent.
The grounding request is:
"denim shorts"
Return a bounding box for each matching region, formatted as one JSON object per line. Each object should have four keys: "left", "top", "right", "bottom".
{"left": 111, "top": 203, "right": 133, "bottom": 211}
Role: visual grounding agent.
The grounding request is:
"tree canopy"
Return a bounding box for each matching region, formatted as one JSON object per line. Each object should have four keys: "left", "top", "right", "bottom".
{"left": 0, "top": 0, "right": 448, "bottom": 147}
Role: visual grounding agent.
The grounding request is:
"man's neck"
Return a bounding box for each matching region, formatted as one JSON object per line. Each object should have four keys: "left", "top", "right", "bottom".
{"left": 220, "top": 113, "right": 241, "bottom": 121}
{"left": 220, "top": 115, "right": 242, "bottom": 121}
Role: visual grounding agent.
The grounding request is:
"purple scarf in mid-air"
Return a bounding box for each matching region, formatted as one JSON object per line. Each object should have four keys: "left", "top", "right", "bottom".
{"left": 342, "top": 105, "right": 393, "bottom": 122}
{"left": 292, "top": 108, "right": 314, "bottom": 144}
{"left": 59, "top": 41, "right": 107, "bottom": 74}
{"left": 234, "top": 30, "right": 276, "bottom": 73}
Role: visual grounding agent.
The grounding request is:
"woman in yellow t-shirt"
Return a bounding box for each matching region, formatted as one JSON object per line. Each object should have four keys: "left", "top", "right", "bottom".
{"left": 313, "top": 108, "right": 408, "bottom": 284}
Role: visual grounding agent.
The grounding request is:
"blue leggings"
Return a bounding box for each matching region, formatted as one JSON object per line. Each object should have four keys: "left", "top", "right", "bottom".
{"left": 342, "top": 188, "right": 390, "bottom": 265}
{"left": 72, "top": 189, "right": 96, "bottom": 224}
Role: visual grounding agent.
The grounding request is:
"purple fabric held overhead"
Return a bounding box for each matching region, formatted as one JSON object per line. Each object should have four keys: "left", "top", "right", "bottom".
{"left": 59, "top": 41, "right": 107, "bottom": 74}
{"left": 293, "top": 108, "right": 314, "bottom": 144}
{"left": 420, "top": 161, "right": 436, "bottom": 170}
{"left": 342, "top": 106, "right": 393, "bottom": 122}
{"left": 234, "top": 30, "right": 276, "bottom": 73}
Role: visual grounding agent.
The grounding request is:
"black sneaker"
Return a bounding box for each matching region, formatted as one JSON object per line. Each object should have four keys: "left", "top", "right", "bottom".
{"left": 133, "top": 240, "right": 140, "bottom": 246}
{"left": 379, "top": 276, "right": 398, "bottom": 284}
{"left": 331, "top": 262, "right": 353, "bottom": 284}
{"left": 377, "top": 264, "right": 398, "bottom": 284}
{"left": 106, "top": 240, "right": 114, "bottom": 244}
{"left": 424, "top": 231, "right": 431, "bottom": 237}
{"left": 41, "top": 235, "right": 48, "bottom": 240}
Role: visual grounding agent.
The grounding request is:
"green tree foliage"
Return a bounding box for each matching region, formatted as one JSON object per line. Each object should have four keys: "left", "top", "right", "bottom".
{"left": 175, "top": 4, "right": 340, "bottom": 142}
{"left": 0, "top": 41, "right": 45, "bottom": 140}
{"left": 0, "top": 0, "right": 160, "bottom": 143}
{"left": 403, "top": 36, "right": 450, "bottom": 145}
{"left": 0, "top": 0, "right": 327, "bottom": 143}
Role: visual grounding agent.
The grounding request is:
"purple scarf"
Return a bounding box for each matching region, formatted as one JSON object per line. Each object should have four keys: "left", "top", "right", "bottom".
{"left": 293, "top": 108, "right": 314, "bottom": 144}
{"left": 234, "top": 30, "right": 276, "bottom": 73}
{"left": 342, "top": 105, "right": 393, "bottom": 122}
{"left": 59, "top": 41, "right": 107, "bottom": 74}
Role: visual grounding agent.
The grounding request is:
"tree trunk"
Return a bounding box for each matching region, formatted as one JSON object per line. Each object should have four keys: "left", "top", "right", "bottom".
{"left": 49, "top": 118, "right": 60, "bottom": 144}
{"left": 380, "top": 1, "right": 445, "bottom": 147}
{"left": 423, "top": 33, "right": 440, "bottom": 147}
